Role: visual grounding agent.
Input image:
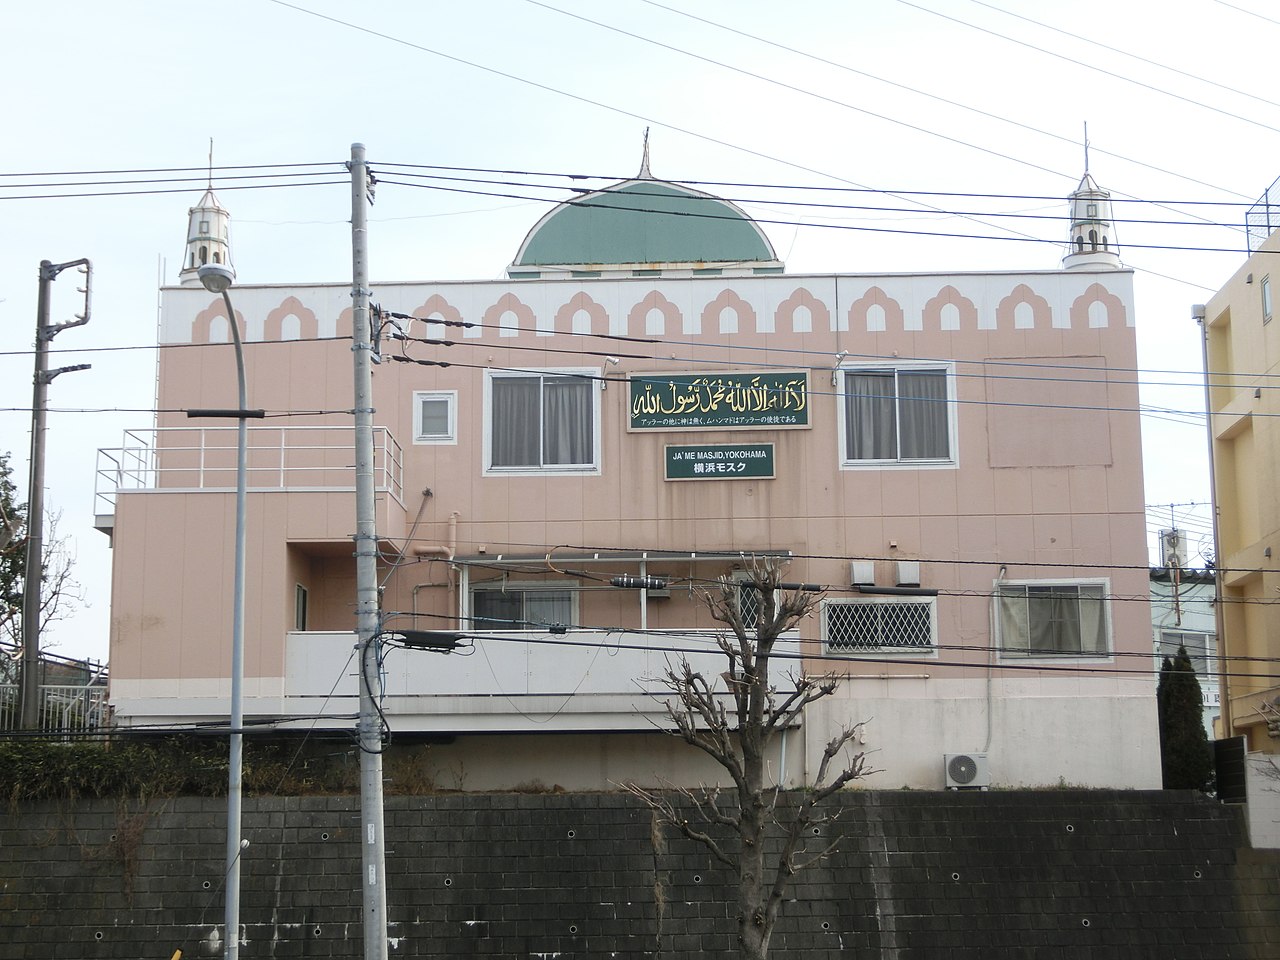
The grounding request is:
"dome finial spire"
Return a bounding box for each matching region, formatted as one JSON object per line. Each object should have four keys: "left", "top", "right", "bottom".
{"left": 178, "top": 143, "right": 234, "bottom": 287}
{"left": 1062, "top": 143, "right": 1120, "bottom": 272}
{"left": 638, "top": 127, "right": 653, "bottom": 180}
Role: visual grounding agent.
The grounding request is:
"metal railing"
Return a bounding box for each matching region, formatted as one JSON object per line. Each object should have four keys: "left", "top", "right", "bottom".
{"left": 1247, "top": 175, "right": 1280, "bottom": 253}
{"left": 0, "top": 683, "right": 110, "bottom": 733}
{"left": 95, "top": 425, "right": 404, "bottom": 516}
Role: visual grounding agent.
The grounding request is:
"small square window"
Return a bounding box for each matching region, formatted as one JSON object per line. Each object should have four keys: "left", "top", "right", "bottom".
{"left": 199, "top": 219, "right": 210, "bottom": 233}
{"left": 413, "top": 391, "right": 457, "bottom": 444}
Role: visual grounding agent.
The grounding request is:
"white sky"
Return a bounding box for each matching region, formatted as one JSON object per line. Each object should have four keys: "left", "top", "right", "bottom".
{"left": 1, "top": 0, "right": 1272, "bottom": 662}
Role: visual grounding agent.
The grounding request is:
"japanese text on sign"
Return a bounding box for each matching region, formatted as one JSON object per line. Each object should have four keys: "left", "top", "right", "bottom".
{"left": 664, "top": 444, "right": 776, "bottom": 481}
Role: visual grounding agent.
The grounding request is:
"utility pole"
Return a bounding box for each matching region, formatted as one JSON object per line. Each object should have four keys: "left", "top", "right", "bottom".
{"left": 350, "top": 143, "right": 389, "bottom": 960}
{"left": 21, "top": 259, "right": 91, "bottom": 729}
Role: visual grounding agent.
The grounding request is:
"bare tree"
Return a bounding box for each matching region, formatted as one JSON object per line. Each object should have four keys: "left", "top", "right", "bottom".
{"left": 0, "top": 450, "right": 84, "bottom": 655}
{"left": 625, "top": 556, "right": 870, "bottom": 960}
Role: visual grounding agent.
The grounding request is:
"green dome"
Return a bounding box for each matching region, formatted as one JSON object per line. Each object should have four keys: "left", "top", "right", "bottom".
{"left": 512, "top": 180, "right": 777, "bottom": 268}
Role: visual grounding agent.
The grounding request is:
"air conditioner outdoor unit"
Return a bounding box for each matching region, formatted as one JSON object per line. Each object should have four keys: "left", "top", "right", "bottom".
{"left": 944, "top": 753, "right": 990, "bottom": 790}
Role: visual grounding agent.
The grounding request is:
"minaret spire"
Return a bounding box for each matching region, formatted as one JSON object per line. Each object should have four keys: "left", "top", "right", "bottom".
{"left": 1062, "top": 138, "right": 1120, "bottom": 272}
{"left": 178, "top": 142, "right": 234, "bottom": 287}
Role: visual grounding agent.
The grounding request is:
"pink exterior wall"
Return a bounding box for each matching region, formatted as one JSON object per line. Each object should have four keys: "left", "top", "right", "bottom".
{"left": 109, "top": 270, "right": 1145, "bottom": 694}
{"left": 102, "top": 268, "right": 1162, "bottom": 788}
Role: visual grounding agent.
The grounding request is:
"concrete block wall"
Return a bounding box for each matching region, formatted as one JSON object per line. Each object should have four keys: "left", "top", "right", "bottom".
{"left": 1, "top": 790, "right": 1278, "bottom": 958}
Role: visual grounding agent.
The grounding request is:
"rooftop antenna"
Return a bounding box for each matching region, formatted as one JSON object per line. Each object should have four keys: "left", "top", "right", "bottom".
{"left": 638, "top": 126, "right": 652, "bottom": 179}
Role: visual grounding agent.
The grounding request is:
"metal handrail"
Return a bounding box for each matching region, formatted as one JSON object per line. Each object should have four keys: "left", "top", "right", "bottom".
{"left": 0, "top": 683, "right": 110, "bottom": 733}
{"left": 96, "top": 425, "right": 403, "bottom": 514}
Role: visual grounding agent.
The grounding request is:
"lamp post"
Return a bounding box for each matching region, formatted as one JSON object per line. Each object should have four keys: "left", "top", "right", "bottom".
{"left": 194, "top": 262, "right": 248, "bottom": 960}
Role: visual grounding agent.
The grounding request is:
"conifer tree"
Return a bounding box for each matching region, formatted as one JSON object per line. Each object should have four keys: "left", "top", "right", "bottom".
{"left": 1157, "top": 644, "right": 1213, "bottom": 791}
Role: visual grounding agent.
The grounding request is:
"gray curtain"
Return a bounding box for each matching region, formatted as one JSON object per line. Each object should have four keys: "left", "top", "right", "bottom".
{"left": 492, "top": 377, "right": 540, "bottom": 467}
{"left": 998, "top": 584, "right": 1106, "bottom": 655}
{"left": 845, "top": 371, "right": 896, "bottom": 459}
{"left": 898, "top": 370, "right": 948, "bottom": 459}
{"left": 542, "top": 376, "right": 592, "bottom": 466}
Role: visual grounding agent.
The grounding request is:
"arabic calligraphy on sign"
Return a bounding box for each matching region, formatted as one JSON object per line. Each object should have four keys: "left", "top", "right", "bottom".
{"left": 628, "top": 372, "right": 810, "bottom": 430}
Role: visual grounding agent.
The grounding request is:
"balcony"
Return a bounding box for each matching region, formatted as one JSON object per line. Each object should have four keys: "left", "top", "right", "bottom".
{"left": 94, "top": 425, "right": 404, "bottom": 531}
{"left": 109, "top": 628, "right": 802, "bottom": 734}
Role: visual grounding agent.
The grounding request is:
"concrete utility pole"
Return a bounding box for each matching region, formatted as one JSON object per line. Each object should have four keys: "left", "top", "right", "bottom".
{"left": 350, "top": 142, "right": 389, "bottom": 960}
{"left": 21, "top": 259, "right": 91, "bottom": 729}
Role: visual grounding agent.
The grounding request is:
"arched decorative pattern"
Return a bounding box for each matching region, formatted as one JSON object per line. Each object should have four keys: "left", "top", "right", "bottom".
{"left": 554, "top": 292, "right": 609, "bottom": 336}
{"left": 482, "top": 293, "right": 536, "bottom": 338}
{"left": 627, "top": 290, "right": 682, "bottom": 337}
{"left": 775, "top": 287, "right": 830, "bottom": 334}
{"left": 996, "top": 284, "right": 1052, "bottom": 330}
{"left": 848, "top": 287, "right": 904, "bottom": 333}
{"left": 191, "top": 297, "right": 243, "bottom": 344}
{"left": 1069, "top": 283, "right": 1128, "bottom": 329}
{"left": 922, "top": 286, "right": 978, "bottom": 332}
{"left": 264, "top": 297, "right": 318, "bottom": 341}
{"left": 702, "top": 289, "right": 756, "bottom": 334}
{"left": 412, "top": 294, "right": 465, "bottom": 340}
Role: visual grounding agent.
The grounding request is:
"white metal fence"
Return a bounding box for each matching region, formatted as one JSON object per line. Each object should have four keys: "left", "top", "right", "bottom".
{"left": 95, "top": 425, "right": 404, "bottom": 516}
{"left": 0, "top": 684, "right": 110, "bottom": 732}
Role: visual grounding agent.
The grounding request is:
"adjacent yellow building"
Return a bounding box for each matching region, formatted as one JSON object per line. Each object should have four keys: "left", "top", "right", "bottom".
{"left": 1202, "top": 202, "right": 1280, "bottom": 750}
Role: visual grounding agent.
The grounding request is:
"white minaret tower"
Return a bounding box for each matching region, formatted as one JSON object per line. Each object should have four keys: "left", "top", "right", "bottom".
{"left": 178, "top": 145, "right": 234, "bottom": 287}
{"left": 1063, "top": 130, "right": 1120, "bottom": 271}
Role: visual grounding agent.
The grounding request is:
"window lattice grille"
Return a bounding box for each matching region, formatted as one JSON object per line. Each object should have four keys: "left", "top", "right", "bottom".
{"left": 824, "top": 599, "right": 933, "bottom": 651}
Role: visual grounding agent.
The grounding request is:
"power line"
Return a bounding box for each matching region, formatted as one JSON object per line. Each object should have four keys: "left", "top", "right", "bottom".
{"left": 375, "top": 169, "right": 1253, "bottom": 231}
{"left": 0, "top": 178, "right": 347, "bottom": 202}
{"left": 376, "top": 161, "right": 1265, "bottom": 208}
{"left": 390, "top": 612, "right": 1280, "bottom": 681}
{"left": 896, "top": 0, "right": 1280, "bottom": 137}
{"left": 632, "top": 0, "right": 1252, "bottom": 201}
{"left": 382, "top": 176, "right": 1267, "bottom": 255}
{"left": 965, "top": 0, "right": 1280, "bottom": 116}
{"left": 384, "top": 536, "right": 1244, "bottom": 578}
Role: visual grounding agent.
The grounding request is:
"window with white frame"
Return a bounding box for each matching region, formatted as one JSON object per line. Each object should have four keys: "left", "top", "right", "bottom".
{"left": 840, "top": 365, "right": 954, "bottom": 465}
{"left": 822, "top": 597, "right": 936, "bottom": 653}
{"left": 413, "top": 390, "right": 457, "bottom": 444}
{"left": 485, "top": 369, "right": 599, "bottom": 473}
{"left": 997, "top": 581, "right": 1108, "bottom": 657}
{"left": 470, "top": 585, "right": 575, "bottom": 631}
{"left": 1263, "top": 276, "right": 1273, "bottom": 323}
{"left": 1157, "top": 629, "right": 1216, "bottom": 678}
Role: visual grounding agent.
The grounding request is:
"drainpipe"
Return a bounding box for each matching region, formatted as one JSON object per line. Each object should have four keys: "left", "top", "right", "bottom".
{"left": 1195, "top": 304, "right": 1231, "bottom": 739}
{"left": 412, "top": 511, "right": 459, "bottom": 625}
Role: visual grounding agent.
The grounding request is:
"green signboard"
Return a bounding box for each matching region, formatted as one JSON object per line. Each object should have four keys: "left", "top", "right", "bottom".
{"left": 629, "top": 371, "right": 809, "bottom": 430}
{"left": 665, "top": 443, "right": 776, "bottom": 481}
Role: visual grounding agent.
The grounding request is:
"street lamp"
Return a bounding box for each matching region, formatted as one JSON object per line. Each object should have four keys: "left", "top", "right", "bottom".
{"left": 195, "top": 261, "right": 248, "bottom": 960}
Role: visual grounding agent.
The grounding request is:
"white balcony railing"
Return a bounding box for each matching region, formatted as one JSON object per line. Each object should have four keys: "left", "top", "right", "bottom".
{"left": 95, "top": 425, "right": 403, "bottom": 516}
